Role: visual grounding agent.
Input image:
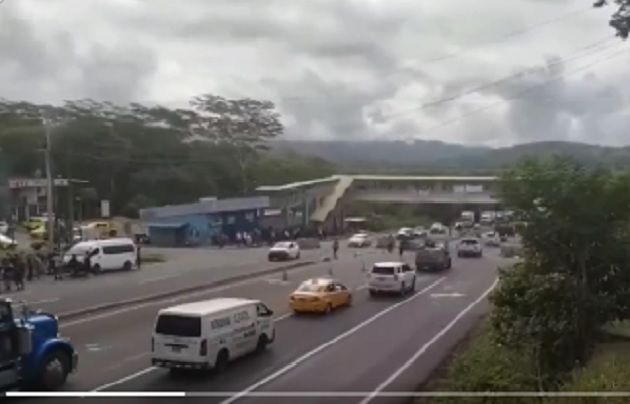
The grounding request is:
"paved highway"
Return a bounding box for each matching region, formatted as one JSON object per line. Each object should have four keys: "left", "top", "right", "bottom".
{"left": 2, "top": 245, "right": 346, "bottom": 315}
{"left": 23, "top": 246, "right": 509, "bottom": 404}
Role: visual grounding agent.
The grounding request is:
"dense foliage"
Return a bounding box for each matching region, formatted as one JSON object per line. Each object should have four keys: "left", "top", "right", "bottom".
{"left": 490, "top": 157, "right": 630, "bottom": 385}
{"left": 0, "top": 97, "right": 335, "bottom": 217}
{"left": 595, "top": 0, "right": 630, "bottom": 40}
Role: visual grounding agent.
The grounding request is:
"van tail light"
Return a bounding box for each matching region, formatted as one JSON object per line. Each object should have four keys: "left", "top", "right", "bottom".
{"left": 151, "top": 337, "right": 154, "bottom": 352}
{"left": 200, "top": 339, "right": 208, "bottom": 356}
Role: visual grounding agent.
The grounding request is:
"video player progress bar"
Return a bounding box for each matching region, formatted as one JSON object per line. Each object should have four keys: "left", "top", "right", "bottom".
{"left": 8, "top": 392, "right": 630, "bottom": 398}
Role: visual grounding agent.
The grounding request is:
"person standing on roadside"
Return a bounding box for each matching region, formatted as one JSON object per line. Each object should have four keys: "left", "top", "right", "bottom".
{"left": 136, "top": 245, "right": 142, "bottom": 269}
{"left": 332, "top": 238, "right": 339, "bottom": 260}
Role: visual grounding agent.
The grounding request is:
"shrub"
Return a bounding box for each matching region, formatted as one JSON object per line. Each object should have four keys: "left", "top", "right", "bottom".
{"left": 425, "top": 319, "right": 539, "bottom": 404}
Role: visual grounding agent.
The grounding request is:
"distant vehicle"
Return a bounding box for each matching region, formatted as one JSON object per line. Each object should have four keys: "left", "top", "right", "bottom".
{"left": 0, "top": 298, "right": 78, "bottom": 391}
{"left": 461, "top": 211, "right": 475, "bottom": 225}
{"left": 0, "top": 233, "right": 17, "bottom": 250}
{"left": 347, "top": 233, "right": 372, "bottom": 248}
{"left": 480, "top": 211, "right": 496, "bottom": 226}
{"left": 268, "top": 241, "right": 300, "bottom": 261}
{"left": 151, "top": 298, "right": 275, "bottom": 373}
{"left": 413, "top": 226, "right": 427, "bottom": 238}
{"left": 368, "top": 261, "right": 416, "bottom": 296}
{"left": 457, "top": 238, "right": 483, "bottom": 258}
{"left": 289, "top": 278, "right": 352, "bottom": 314}
{"left": 482, "top": 231, "right": 501, "bottom": 247}
{"left": 0, "top": 221, "right": 8, "bottom": 235}
{"left": 415, "top": 240, "right": 451, "bottom": 272}
{"left": 63, "top": 238, "right": 137, "bottom": 273}
{"left": 429, "top": 223, "right": 448, "bottom": 235}
{"left": 396, "top": 227, "right": 414, "bottom": 240}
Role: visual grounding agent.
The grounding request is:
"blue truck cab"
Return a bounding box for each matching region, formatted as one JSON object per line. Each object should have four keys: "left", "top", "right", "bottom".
{"left": 0, "top": 298, "right": 78, "bottom": 391}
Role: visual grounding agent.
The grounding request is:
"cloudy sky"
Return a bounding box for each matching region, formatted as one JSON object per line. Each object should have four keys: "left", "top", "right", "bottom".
{"left": 1, "top": 0, "right": 629, "bottom": 147}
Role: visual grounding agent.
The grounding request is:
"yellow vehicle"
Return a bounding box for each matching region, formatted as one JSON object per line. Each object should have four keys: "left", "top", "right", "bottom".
{"left": 23, "top": 217, "right": 47, "bottom": 231}
{"left": 289, "top": 277, "right": 352, "bottom": 314}
{"left": 29, "top": 225, "right": 48, "bottom": 240}
{"left": 82, "top": 221, "right": 116, "bottom": 239}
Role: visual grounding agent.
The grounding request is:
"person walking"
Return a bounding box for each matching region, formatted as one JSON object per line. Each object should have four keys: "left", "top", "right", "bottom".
{"left": 332, "top": 238, "right": 339, "bottom": 260}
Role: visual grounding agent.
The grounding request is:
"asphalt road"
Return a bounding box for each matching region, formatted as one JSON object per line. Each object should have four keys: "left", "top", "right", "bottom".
{"left": 20, "top": 246, "right": 509, "bottom": 404}
{"left": 1, "top": 245, "right": 349, "bottom": 314}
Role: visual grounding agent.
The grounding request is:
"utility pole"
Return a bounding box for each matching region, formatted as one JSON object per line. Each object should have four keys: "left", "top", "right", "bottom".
{"left": 43, "top": 116, "right": 55, "bottom": 247}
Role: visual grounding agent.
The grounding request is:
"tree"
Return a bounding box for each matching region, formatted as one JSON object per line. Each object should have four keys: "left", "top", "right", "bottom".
{"left": 491, "top": 156, "right": 630, "bottom": 382}
{"left": 190, "top": 95, "right": 284, "bottom": 194}
{"left": 594, "top": 0, "right": 630, "bottom": 40}
{"left": 0, "top": 96, "right": 329, "bottom": 218}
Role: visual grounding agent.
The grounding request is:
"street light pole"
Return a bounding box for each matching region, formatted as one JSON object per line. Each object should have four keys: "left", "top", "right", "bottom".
{"left": 43, "top": 116, "right": 55, "bottom": 247}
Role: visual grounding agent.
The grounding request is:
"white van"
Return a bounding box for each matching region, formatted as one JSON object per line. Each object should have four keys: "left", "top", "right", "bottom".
{"left": 63, "top": 238, "right": 137, "bottom": 272}
{"left": 151, "top": 298, "right": 275, "bottom": 373}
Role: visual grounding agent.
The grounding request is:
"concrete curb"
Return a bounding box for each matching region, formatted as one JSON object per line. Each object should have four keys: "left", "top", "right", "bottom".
{"left": 57, "top": 260, "right": 316, "bottom": 321}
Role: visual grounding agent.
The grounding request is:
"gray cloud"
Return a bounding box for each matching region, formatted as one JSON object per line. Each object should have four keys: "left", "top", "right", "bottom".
{"left": 0, "top": 0, "right": 628, "bottom": 146}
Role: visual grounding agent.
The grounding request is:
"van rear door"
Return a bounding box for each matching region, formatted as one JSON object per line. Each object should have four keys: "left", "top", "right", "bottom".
{"left": 153, "top": 314, "right": 204, "bottom": 363}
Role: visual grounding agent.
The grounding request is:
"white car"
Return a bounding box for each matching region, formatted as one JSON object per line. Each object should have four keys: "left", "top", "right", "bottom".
{"left": 0, "top": 221, "right": 8, "bottom": 235}
{"left": 368, "top": 261, "right": 416, "bottom": 296}
{"left": 396, "top": 227, "right": 413, "bottom": 240}
{"left": 457, "top": 238, "right": 483, "bottom": 258}
{"left": 268, "top": 241, "right": 300, "bottom": 261}
{"left": 482, "top": 231, "right": 501, "bottom": 247}
{"left": 0, "top": 233, "right": 17, "bottom": 249}
{"left": 413, "top": 227, "right": 427, "bottom": 238}
{"left": 347, "top": 233, "right": 371, "bottom": 248}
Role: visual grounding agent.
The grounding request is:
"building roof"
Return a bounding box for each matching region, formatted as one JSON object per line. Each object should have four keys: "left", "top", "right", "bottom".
{"left": 139, "top": 196, "right": 270, "bottom": 220}
{"left": 255, "top": 174, "right": 498, "bottom": 192}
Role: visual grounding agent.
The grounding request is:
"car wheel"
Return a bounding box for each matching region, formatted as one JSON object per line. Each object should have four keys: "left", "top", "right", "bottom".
{"left": 92, "top": 264, "right": 101, "bottom": 275}
{"left": 123, "top": 261, "right": 132, "bottom": 271}
{"left": 38, "top": 350, "right": 70, "bottom": 390}
{"left": 324, "top": 303, "right": 332, "bottom": 314}
{"left": 255, "top": 334, "right": 269, "bottom": 353}
{"left": 346, "top": 294, "right": 353, "bottom": 306}
{"left": 214, "top": 349, "right": 229, "bottom": 373}
{"left": 399, "top": 283, "right": 406, "bottom": 296}
{"left": 369, "top": 289, "right": 377, "bottom": 297}
{"left": 410, "top": 277, "right": 416, "bottom": 292}
{"left": 296, "top": 252, "right": 301, "bottom": 259}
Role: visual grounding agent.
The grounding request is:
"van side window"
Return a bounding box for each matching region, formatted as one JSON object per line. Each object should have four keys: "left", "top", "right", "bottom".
{"left": 233, "top": 310, "right": 250, "bottom": 324}
{"left": 102, "top": 244, "right": 135, "bottom": 254}
{"left": 256, "top": 303, "right": 273, "bottom": 317}
{"left": 210, "top": 317, "right": 231, "bottom": 329}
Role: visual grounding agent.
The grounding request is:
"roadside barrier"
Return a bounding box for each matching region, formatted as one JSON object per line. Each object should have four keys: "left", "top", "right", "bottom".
{"left": 57, "top": 260, "right": 315, "bottom": 321}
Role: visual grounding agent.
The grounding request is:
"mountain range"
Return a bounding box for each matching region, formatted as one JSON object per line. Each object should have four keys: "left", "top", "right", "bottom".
{"left": 271, "top": 140, "right": 630, "bottom": 171}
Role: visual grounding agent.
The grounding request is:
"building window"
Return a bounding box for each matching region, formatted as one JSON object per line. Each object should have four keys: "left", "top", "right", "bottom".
{"left": 226, "top": 215, "right": 235, "bottom": 224}
{"left": 245, "top": 212, "right": 255, "bottom": 222}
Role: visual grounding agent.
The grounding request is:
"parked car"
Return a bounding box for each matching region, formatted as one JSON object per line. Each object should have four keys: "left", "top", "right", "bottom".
{"left": 268, "top": 241, "right": 301, "bottom": 261}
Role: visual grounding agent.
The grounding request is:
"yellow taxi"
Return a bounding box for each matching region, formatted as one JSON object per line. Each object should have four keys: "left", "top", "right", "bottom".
{"left": 289, "top": 277, "right": 352, "bottom": 314}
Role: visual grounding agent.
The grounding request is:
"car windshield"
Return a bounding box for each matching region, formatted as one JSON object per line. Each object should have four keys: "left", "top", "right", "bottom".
{"left": 461, "top": 239, "right": 479, "bottom": 245}
{"left": 372, "top": 265, "right": 395, "bottom": 275}
{"left": 273, "top": 242, "right": 292, "bottom": 248}
{"left": 297, "top": 282, "right": 327, "bottom": 292}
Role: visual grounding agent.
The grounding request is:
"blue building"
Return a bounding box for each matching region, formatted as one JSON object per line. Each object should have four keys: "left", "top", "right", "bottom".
{"left": 139, "top": 196, "right": 270, "bottom": 247}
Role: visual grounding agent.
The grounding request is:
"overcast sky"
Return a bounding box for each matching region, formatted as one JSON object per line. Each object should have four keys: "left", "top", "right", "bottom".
{"left": 1, "top": 0, "right": 629, "bottom": 147}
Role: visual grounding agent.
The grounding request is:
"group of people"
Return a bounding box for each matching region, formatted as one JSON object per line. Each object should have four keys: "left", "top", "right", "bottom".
{"left": 1, "top": 251, "right": 50, "bottom": 292}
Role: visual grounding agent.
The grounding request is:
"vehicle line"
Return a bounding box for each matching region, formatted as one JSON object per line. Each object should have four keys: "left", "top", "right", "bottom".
{"left": 218, "top": 277, "right": 447, "bottom": 404}
{"left": 358, "top": 277, "right": 499, "bottom": 404}
{"left": 92, "top": 277, "right": 444, "bottom": 392}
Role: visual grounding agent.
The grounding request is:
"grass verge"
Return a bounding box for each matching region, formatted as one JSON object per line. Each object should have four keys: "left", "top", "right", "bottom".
{"left": 419, "top": 318, "right": 630, "bottom": 404}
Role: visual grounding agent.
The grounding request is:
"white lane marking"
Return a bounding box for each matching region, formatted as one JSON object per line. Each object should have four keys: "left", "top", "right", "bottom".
{"left": 430, "top": 293, "right": 465, "bottom": 298}
{"left": 63, "top": 263, "right": 327, "bottom": 328}
{"left": 219, "top": 277, "right": 447, "bottom": 404}
{"left": 30, "top": 298, "right": 59, "bottom": 305}
{"left": 359, "top": 277, "right": 499, "bottom": 404}
{"left": 91, "top": 311, "right": 299, "bottom": 391}
{"left": 355, "top": 284, "right": 368, "bottom": 291}
{"left": 138, "top": 274, "right": 178, "bottom": 285}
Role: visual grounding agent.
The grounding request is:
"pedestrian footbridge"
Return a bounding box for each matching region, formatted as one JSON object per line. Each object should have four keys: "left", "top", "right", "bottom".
{"left": 256, "top": 174, "right": 498, "bottom": 230}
